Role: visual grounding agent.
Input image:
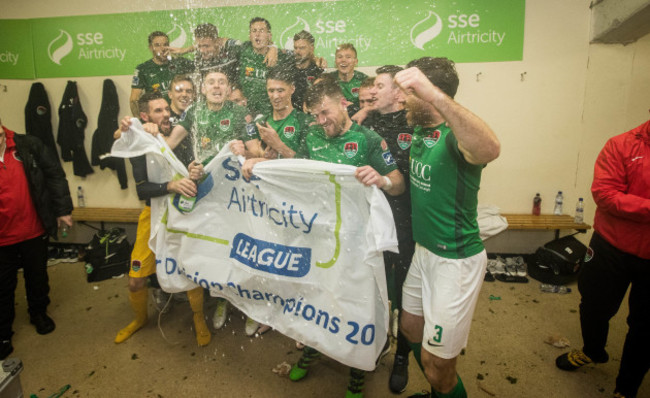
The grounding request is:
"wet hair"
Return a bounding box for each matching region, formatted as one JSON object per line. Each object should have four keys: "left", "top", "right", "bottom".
{"left": 305, "top": 80, "right": 344, "bottom": 110}
{"left": 376, "top": 65, "right": 403, "bottom": 79}
{"left": 360, "top": 77, "right": 375, "bottom": 89}
{"left": 148, "top": 31, "right": 168, "bottom": 46}
{"left": 250, "top": 17, "right": 271, "bottom": 31}
{"left": 138, "top": 91, "right": 165, "bottom": 114}
{"left": 194, "top": 23, "right": 219, "bottom": 39}
{"left": 170, "top": 74, "right": 193, "bottom": 87}
{"left": 200, "top": 67, "right": 231, "bottom": 90}
{"left": 293, "top": 30, "right": 315, "bottom": 45}
{"left": 335, "top": 43, "right": 357, "bottom": 57}
{"left": 406, "top": 57, "right": 459, "bottom": 99}
{"left": 266, "top": 66, "right": 295, "bottom": 85}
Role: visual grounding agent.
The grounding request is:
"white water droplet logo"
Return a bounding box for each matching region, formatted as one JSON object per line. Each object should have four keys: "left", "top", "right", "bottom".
{"left": 280, "top": 17, "right": 310, "bottom": 50}
{"left": 48, "top": 30, "right": 73, "bottom": 65}
{"left": 410, "top": 11, "right": 443, "bottom": 50}
{"left": 167, "top": 23, "right": 187, "bottom": 48}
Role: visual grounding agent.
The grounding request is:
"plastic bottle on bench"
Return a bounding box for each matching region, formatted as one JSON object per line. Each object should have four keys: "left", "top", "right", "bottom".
{"left": 77, "top": 186, "right": 86, "bottom": 208}
{"left": 532, "top": 193, "right": 542, "bottom": 216}
{"left": 574, "top": 197, "right": 584, "bottom": 223}
{"left": 553, "top": 191, "right": 563, "bottom": 215}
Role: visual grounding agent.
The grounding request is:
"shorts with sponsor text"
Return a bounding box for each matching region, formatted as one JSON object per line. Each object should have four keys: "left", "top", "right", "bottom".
{"left": 129, "top": 206, "right": 155, "bottom": 278}
{"left": 402, "top": 244, "right": 486, "bottom": 359}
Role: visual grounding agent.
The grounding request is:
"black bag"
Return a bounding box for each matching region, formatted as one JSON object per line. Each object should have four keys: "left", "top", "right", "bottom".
{"left": 529, "top": 235, "right": 587, "bottom": 285}
{"left": 83, "top": 228, "right": 131, "bottom": 282}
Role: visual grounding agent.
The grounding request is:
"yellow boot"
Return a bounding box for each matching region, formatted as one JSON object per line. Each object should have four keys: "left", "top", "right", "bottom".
{"left": 187, "top": 287, "right": 211, "bottom": 346}
{"left": 115, "top": 289, "right": 148, "bottom": 343}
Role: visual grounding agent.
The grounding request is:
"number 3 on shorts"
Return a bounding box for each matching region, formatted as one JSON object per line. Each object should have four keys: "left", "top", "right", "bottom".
{"left": 432, "top": 324, "right": 443, "bottom": 343}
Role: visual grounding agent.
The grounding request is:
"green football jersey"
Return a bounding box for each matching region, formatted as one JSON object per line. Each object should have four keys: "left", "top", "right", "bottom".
{"left": 300, "top": 122, "right": 397, "bottom": 175}
{"left": 237, "top": 42, "right": 291, "bottom": 116}
{"left": 178, "top": 100, "right": 248, "bottom": 164}
{"left": 328, "top": 70, "right": 368, "bottom": 107}
{"left": 409, "top": 124, "right": 485, "bottom": 259}
{"left": 131, "top": 58, "right": 193, "bottom": 96}
{"left": 251, "top": 109, "right": 312, "bottom": 158}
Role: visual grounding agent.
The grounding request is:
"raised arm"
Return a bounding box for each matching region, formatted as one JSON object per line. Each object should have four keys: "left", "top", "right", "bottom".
{"left": 394, "top": 67, "right": 500, "bottom": 165}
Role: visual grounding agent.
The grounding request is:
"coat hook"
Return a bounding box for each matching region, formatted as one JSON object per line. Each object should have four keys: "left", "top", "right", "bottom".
{"left": 520, "top": 72, "right": 527, "bottom": 82}
{"left": 476, "top": 72, "right": 482, "bottom": 82}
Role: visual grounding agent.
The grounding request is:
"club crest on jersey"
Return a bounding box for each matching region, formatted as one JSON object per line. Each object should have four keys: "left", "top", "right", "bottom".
{"left": 351, "top": 87, "right": 360, "bottom": 97}
{"left": 283, "top": 126, "right": 295, "bottom": 138}
{"left": 344, "top": 142, "right": 358, "bottom": 158}
{"left": 397, "top": 133, "right": 412, "bottom": 150}
{"left": 220, "top": 119, "right": 231, "bottom": 131}
{"left": 584, "top": 247, "right": 594, "bottom": 263}
{"left": 12, "top": 150, "right": 22, "bottom": 162}
{"left": 307, "top": 76, "right": 316, "bottom": 84}
{"left": 423, "top": 130, "right": 441, "bottom": 148}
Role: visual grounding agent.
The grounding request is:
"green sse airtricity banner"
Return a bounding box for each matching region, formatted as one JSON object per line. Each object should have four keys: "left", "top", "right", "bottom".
{"left": 3, "top": 0, "right": 525, "bottom": 79}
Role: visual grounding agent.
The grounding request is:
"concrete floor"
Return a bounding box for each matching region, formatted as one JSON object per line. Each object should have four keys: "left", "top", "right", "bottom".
{"left": 6, "top": 261, "right": 648, "bottom": 398}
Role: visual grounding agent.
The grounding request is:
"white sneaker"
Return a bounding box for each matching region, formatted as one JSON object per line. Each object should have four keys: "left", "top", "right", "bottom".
{"left": 244, "top": 317, "right": 259, "bottom": 336}
{"left": 212, "top": 299, "right": 228, "bottom": 329}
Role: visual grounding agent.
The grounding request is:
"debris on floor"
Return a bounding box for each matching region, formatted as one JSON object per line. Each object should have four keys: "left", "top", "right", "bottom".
{"left": 272, "top": 361, "right": 292, "bottom": 377}
{"left": 544, "top": 334, "right": 571, "bottom": 348}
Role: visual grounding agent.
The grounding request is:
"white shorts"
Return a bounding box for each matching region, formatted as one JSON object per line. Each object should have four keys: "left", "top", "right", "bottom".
{"left": 402, "top": 244, "right": 487, "bottom": 359}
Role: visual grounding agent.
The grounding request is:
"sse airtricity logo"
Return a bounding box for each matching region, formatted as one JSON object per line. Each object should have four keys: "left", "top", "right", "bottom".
{"left": 280, "top": 17, "right": 310, "bottom": 50}
{"left": 410, "top": 11, "right": 443, "bottom": 50}
{"left": 48, "top": 29, "right": 73, "bottom": 65}
{"left": 167, "top": 23, "right": 187, "bottom": 48}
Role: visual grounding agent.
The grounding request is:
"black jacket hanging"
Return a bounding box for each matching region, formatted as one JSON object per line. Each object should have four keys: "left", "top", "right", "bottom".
{"left": 91, "top": 79, "right": 127, "bottom": 189}
{"left": 57, "top": 80, "right": 94, "bottom": 177}
{"left": 25, "top": 82, "right": 59, "bottom": 158}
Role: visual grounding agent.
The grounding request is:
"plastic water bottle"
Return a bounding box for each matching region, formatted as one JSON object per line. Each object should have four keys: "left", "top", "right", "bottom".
{"left": 553, "top": 191, "right": 563, "bottom": 215}
{"left": 532, "top": 193, "right": 542, "bottom": 216}
{"left": 574, "top": 198, "right": 584, "bottom": 223}
{"left": 77, "top": 186, "right": 86, "bottom": 207}
{"left": 540, "top": 283, "right": 571, "bottom": 294}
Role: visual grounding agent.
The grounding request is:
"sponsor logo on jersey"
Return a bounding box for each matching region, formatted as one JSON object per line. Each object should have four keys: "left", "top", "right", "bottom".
{"left": 131, "top": 73, "right": 139, "bottom": 86}
{"left": 245, "top": 66, "right": 255, "bottom": 77}
{"left": 397, "top": 133, "right": 412, "bottom": 150}
{"left": 410, "top": 11, "right": 443, "bottom": 50}
{"left": 382, "top": 151, "right": 395, "bottom": 166}
{"left": 344, "top": 142, "right": 358, "bottom": 158}
{"left": 48, "top": 29, "right": 73, "bottom": 65}
{"left": 423, "top": 130, "right": 441, "bottom": 148}
{"left": 283, "top": 126, "right": 296, "bottom": 139}
{"left": 220, "top": 119, "right": 231, "bottom": 132}
{"left": 584, "top": 247, "right": 594, "bottom": 263}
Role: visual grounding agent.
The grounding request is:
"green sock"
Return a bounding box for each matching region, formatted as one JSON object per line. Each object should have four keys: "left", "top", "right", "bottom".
{"left": 407, "top": 341, "right": 423, "bottom": 371}
{"left": 433, "top": 375, "right": 466, "bottom": 398}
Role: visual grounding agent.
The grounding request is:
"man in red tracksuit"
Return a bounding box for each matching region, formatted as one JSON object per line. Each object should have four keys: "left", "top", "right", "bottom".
{"left": 0, "top": 120, "right": 73, "bottom": 360}
{"left": 556, "top": 119, "right": 650, "bottom": 398}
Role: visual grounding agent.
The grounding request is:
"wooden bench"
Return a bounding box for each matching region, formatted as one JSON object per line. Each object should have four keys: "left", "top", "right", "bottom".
{"left": 502, "top": 213, "right": 591, "bottom": 239}
{"left": 72, "top": 207, "right": 142, "bottom": 229}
